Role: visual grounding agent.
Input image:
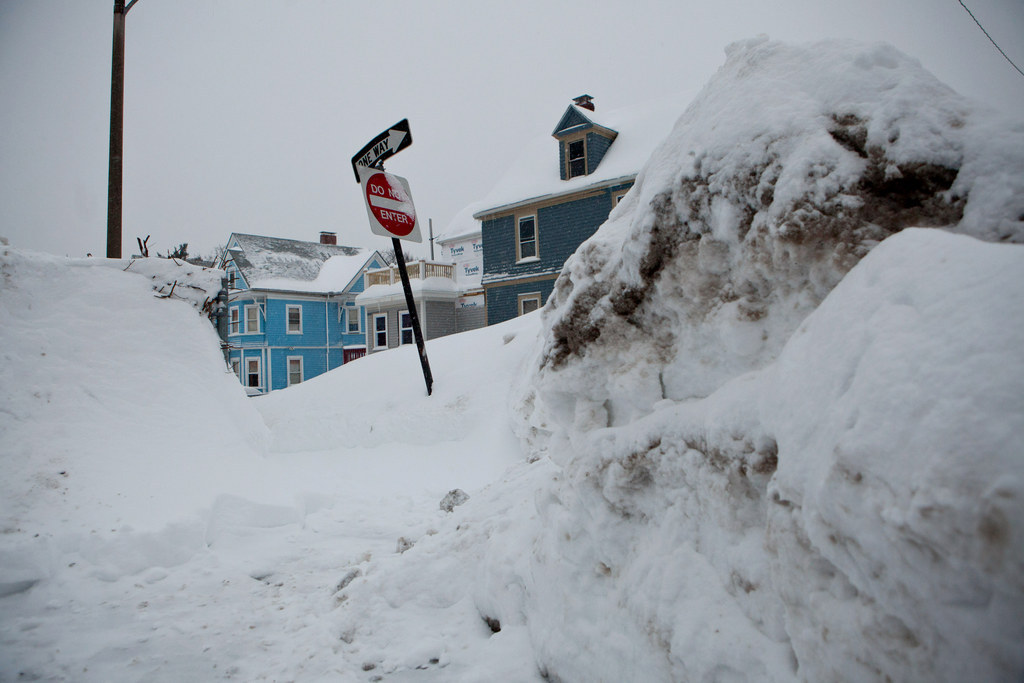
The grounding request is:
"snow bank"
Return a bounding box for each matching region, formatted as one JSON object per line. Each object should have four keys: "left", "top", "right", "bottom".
{"left": 500, "top": 38, "right": 1024, "bottom": 680}
{"left": 0, "top": 247, "right": 267, "bottom": 589}
{"left": 333, "top": 229, "right": 1024, "bottom": 682}
{"left": 1, "top": 244, "right": 539, "bottom": 680}
{"left": 330, "top": 39, "right": 1024, "bottom": 681}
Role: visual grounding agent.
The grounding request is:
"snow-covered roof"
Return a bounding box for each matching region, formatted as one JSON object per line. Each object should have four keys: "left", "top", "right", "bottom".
{"left": 435, "top": 202, "right": 485, "bottom": 244}
{"left": 474, "top": 92, "right": 696, "bottom": 218}
{"left": 225, "top": 233, "right": 378, "bottom": 294}
{"left": 355, "top": 277, "right": 458, "bottom": 307}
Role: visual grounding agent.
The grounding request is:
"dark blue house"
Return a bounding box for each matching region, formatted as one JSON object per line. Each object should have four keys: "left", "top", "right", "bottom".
{"left": 216, "top": 232, "right": 386, "bottom": 394}
{"left": 474, "top": 94, "right": 685, "bottom": 325}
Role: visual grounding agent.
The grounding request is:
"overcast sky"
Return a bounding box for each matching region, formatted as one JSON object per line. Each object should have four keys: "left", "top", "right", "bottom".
{"left": 1, "top": 0, "right": 1022, "bottom": 260}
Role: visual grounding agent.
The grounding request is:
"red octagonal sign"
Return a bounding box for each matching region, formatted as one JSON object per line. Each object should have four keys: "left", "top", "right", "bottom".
{"left": 363, "top": 171, "right": 419, "bottom": 240}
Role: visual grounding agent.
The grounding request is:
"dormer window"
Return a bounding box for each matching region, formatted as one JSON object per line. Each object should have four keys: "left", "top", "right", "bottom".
{"left": 553, "top": 96, "right": 617, "bottom": 181}
{"left": 567, "top": 139, "right": 586, "bottom": 178}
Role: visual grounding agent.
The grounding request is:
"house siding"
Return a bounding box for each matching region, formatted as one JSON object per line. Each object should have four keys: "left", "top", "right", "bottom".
{"left": 480, "top": 182, "right": 632, "bottom": 326}
{"left": 485, "top": 277, "right": 557, "bottom": 325}
{"left": 456, "top": 294, "right": 486, "bottom": 333}
{"left": 586, "top": 132, "right": 614, "bottom": 173}
{"left": 425, "top": 300, "right": 457, "bottom": 339}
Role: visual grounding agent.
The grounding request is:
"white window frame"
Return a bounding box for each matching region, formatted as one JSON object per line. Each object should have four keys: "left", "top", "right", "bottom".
{"left": 286, "top": 356, "right": 303, "bottom": 386}
{"left": 516, "top": 214, "right": 538, "bottom": 262}
{"left": 399, "top": 310, "right": 414, "bottom": 345}
{"left": 372, "top": 313, "right": 388, "bottom": 349}
{"left": 229, "top": 307, "right": 240, "bottom": 335}
{"left": 244, "top": 304, "right": 260, "bottom": 334}
{"left": 346, "top": 306, "right": 361, "bottom": 334}
{"left": 286, "top": 304, "right": 303, "bottom": 334}
{"left": 231, "top": 358, "right": 240, "bottom": 378}
{"left": 518, "top": 292, "right": 542, "bottom": 316}
{"left": 227, "top": 270, "right": 237, "bottom": 290}
{"left": 613, "top": 191, "right": 628, "bottom": 206}
{"left": 245, "top": 356, "right": 261, "bottom": 389}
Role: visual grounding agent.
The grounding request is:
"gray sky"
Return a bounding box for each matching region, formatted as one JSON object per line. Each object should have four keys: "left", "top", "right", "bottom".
{"left": 1, "top": 0, "right": 1022, "bottom": 260}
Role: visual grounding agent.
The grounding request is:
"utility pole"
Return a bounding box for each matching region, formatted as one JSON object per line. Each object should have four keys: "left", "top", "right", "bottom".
{"left": 106, "top": 0, "right": 141, "bottom": 258}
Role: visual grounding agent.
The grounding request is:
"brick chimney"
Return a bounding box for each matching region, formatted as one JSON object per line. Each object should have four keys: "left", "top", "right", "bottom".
{"left": 319, "top": 231, "right": 337, "bottom": 245}
{"left": 573, "top": 94, "right": 595, "bottom": 111}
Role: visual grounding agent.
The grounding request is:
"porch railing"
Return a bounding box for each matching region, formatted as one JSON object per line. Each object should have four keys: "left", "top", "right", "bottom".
{"left": 365, "top": 261, "right": 455, "bottom": 287}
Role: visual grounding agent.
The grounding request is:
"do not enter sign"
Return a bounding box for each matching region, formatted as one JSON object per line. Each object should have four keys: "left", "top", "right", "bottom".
{"left": 358, "top": 168, "right": 422, "bottom": 242}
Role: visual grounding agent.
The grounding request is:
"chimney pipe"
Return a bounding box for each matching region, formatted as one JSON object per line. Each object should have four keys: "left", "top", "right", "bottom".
{"left": 320, "top": 231, "right": 337, "bottom": 245}
{"left": 573, "top": 94, "right": 595, "bottom": 111}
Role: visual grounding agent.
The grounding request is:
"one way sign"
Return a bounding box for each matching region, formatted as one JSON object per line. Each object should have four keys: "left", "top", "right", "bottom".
{"left": 350, "top": 119, "right": 412, "bottom": 182}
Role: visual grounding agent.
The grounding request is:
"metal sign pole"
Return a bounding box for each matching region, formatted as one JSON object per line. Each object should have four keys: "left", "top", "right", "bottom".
{"left": 392, "top": 238, "right": 433, "bottom": 396}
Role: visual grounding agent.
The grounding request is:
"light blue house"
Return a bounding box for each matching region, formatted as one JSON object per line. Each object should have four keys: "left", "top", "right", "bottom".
{"left": 216, "top": 232, "right": 386, "bottom": 394}
{"left": 474, "top": 94, "right": 687, "bottom": 325}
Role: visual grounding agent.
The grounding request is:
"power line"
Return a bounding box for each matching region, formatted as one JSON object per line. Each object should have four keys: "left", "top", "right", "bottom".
{"left": 958, "top": 0, "right": 1024, "bottom": 78}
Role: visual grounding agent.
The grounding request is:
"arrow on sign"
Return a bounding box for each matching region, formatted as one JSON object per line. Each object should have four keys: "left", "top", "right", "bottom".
{"left": 351, "top": 119, "right": 413, "bottom": 182}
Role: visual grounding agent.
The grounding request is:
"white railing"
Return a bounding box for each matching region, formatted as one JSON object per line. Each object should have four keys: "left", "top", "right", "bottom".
{"left": 365, "top": 261, "right": 455, "bottom": 287}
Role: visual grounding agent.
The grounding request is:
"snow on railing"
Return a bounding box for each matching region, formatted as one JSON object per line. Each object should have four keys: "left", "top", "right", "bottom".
{"left": 365, "top": 261, "right": 454, "bottom": 287}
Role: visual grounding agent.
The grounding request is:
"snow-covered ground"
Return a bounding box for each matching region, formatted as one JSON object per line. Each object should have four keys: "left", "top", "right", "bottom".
{"left": 3, "top": 38, "right": 1024, "bottom": 682}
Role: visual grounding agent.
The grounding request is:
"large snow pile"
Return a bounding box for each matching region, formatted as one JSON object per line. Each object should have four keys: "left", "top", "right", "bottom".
{"left": 330, "top": 38, "right": 1024, "bottom": 682}
{"left": 501, "top": 38, "right": 1024, "bottom": 680}
{"left": 0, "top": 239, "right": 535, "bottom": 680}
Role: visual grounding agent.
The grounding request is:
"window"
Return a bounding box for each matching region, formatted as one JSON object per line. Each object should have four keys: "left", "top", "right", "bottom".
{"left": 227, "top": 270, "right": 236, "bottom": 289}
{"left": 246, "top": 357, "right": 261, "bottom": 388}
{"left": 400, "top": 311, "right": 413, "bottom": 345}
{"left": 517, "top": 215, "right": 537, "bottom": 261}
{"left": 567, "top": 139, "right": 586, "bottom": 178}
{"left": 287, "top": 357, "right": 303, "bottom": 386}
{"left": 245, "top": 305, "right": 260, "bottom": 333}
{"left": 231, "top": 359, "right": 240, "bottom": 378}
{"left": 346, "top": 306, "right": 360, "bottom": 334}
{"left": 613, "top": 191, "right": 627, "bottom": 206}
{"left": 229, "top": 308, "right": 239, "bottom": 334}
{"left": 286, "top": 305, "right": 302, "bottom": 334}
{"left": 518, "top": 292, "right": 542, "bottom": 316}
{"left": 373, "top": 313, "right": 388, "bottom": 349}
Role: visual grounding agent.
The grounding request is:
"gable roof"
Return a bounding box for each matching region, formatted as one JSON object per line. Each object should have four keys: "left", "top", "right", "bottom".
{"left": 552, "top": 105, "right": 597, "bottom": 136}
{"left": 223, "top": 233, "right": 381, "bottom": 294}
{"left": 474, "top": 91, "right": 696, "bottom": 219}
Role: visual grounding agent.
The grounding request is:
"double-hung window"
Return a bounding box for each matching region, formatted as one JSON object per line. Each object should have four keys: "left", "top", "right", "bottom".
{"left": 286, "top": 305, "right": 302, "bottom": 334}
{"left": 287, "top": 357, "right": 303, "bottom": 386}
{"left": 246, "top": 358, "right": 260, "bottom": 388}
{"left": 373, "top": 313, "right": 388, "bottom": 349}
{"left": 517, "top": 215, "right": 537, "bottom": 261}
{"left": 518, "top": 293, "right": 542, "bottom": 316}
{"left": 400, "top": 311, "right": 413, "bottom": 345}
{"left": 346, "top": 306, "right": 360, "bottom": 334}
{"left": 244, "top": 305, "right": 260, "bottom": 333}
{"left": 229, "top": 308, "right": 240, "bottom": 334}
{"left": 567, "top": 139, "right": 586, "bottom": 178}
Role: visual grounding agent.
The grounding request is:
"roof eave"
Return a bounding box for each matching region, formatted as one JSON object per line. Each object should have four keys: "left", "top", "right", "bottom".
{"left": 473, "top": 174, "right": 636, "bottom": 220}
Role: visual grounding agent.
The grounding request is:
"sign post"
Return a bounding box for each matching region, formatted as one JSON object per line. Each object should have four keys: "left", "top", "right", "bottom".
{"left": 353, "top": 123, "right": 433, "bottom": 396}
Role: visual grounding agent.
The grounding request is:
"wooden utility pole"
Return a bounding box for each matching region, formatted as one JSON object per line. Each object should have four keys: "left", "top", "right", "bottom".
{"left": 106, "top": 0, "right": 140, "bottom": 258}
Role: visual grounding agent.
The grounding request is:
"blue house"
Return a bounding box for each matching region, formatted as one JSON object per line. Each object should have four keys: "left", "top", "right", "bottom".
{"left": 216, "top": 232, "right": 386, "bottom": 394}
{"left": 474, "top": 94, "right": 686, "bottom": 325}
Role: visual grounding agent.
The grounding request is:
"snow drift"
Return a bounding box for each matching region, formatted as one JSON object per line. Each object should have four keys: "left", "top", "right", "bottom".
{"left": 503, "top": 38, "right": 1024, "bottom": 681}
{"left": 333, "top": 38, "right": 1024, "bottom": 682}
